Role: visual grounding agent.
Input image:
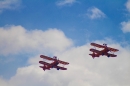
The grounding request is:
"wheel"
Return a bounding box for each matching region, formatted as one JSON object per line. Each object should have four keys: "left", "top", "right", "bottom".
{"left": 107, "top": 55, "right": 110, "bottom": 58}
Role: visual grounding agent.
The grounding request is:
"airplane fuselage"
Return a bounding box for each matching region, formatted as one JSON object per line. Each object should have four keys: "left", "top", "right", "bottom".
{"left": 50, "top": 60, "right": 59, "bottom": 68}
{"left": 100, "top": 48, "right": 110, "bottom": 55}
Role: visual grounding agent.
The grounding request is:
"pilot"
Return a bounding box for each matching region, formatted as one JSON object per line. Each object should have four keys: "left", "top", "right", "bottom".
{"left": 53, "top": 56, "right": 59, "bottom": 65}
{"left": 103, "top": 43, "right": 107, "bottom": 46}
{"left": 103, "top": 44, "right": 109, "bottom": 51}
{"left": 53, "top": 56, "right": 57, "bottom": 60}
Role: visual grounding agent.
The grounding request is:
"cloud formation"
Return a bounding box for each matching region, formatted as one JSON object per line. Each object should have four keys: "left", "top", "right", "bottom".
{"left": 121, "top": 21, "right": 130, "bottom": 33}
{"left": 126, "top": 0, "right": 130, "bottom": 12}
{"left": 120, "top": 0, "right": 130, "bottom": 33}
{"left": 56, "top": 0, "right": 77, "bottom": 6}
{"left": 0, "top": 0, "right": 21, "bottom": 13}
{"left": 86, "top": 7, "right": 106, "bottom": 19}
{"left": 0, "top": 37, "right": 130, "bottom": 86}
{"left": 0, "top": 25, "right": 73, "bottom": 55}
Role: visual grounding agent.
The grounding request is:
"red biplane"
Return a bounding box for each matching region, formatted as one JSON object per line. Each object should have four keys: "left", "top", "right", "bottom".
{"left": 89, "top": 43, "right": 119, "bottom": 59}
{"left": 39, "top": 55, "right": 69, "bottom": 71}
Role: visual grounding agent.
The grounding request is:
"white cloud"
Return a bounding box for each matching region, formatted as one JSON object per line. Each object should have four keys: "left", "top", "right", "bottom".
{"left": 0, "top": 0, "right": 21, "bottom": 13}
{"left": 0, "top": 39, "right": 130, "bottom": 86}
{"left": 0, "top": 25, "right": 73, "bottom": 55}
{"left": 120, "top": 0, "right": 130, "bottom": 33}
{"left": 121, "top": 21, "right": 130, "bottom": 33}
{"left": 126, "top": 0, "right": 130, "bottom": 12}
{"left": 56, "top": 0, "right": 77, "bottom": 6}
{"left": 0, "top": 77, "right": 8, "bottom": 86}
{"left": 86, "top": 7, "right": 106, "bottom": 19}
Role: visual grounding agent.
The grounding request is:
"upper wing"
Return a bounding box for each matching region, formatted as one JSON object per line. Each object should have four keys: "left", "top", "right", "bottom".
{"left": 39, "top": 61, "right": 50, "bottom": 65}
{"left": 40, "top": 55, "right": 69, "bottom": 65}
{"left": 91, "top": 43, "right": 119, "bottom": 52}
{"left": 58, "top": 60, "right": 69, "bottom": 65}
{"left": 90, "top": 48, "right": 101, "bottom": 54}
{"left": 107, "top": 47, "right": 119, "bottom": 52}
{"left": 54, "top": 66, "right": 67, "bottom": 70}
{"left": 40, "top": 55, "right": 54, "bottom": 61}
{"left": 91, "top": 43, "right": 105, "bottom": 48}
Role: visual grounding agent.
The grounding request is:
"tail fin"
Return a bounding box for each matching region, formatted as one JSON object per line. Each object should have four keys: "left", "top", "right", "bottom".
{"left": 89, "top": 54, "right": 95, "bottom": 59}
{"left": 92, "top": 56, "right": 95, "bottom": 59}
{"left": 39, "top": 66, "right": 47, "bottom": 71}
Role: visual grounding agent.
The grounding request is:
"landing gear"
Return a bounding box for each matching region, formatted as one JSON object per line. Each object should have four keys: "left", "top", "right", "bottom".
{"left": 107, "top": 54, "right": 110, "bottom": 58}
{"left": 57, "top": 68, "right": 60, "bottom": 70}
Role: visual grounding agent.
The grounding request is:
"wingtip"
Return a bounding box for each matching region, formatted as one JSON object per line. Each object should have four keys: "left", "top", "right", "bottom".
{"left": 40, "top": 55, "right": 42, "bottom": 58}
{"left": 90, "top": 43, "right": 94, "bottom": 45}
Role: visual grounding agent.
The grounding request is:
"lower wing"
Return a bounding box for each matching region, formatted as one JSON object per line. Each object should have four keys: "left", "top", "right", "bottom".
{"left": 108, "top": 47, "right": 119, "bottom": 52}
{"left": 105, "top": 53, "right": 117, "bottom": 57}
{"left": 54, "top": 66, "right": 67, "bottom": 70}
{"left": 90, "top": 48, "right": 101, "bottom": 54}
{"left": 58, "top": 60, "right": 69, "bottom": 65}
{"left": 39, "top": 61, "right": 50, "bottom": 65}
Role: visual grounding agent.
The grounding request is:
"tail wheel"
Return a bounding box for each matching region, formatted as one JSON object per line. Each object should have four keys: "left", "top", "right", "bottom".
{"left": 43, "top": 68, "right": 45, "bottom": 71}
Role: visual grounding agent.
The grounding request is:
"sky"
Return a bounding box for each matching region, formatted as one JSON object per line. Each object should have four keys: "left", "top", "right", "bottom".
{"left": 0, "top": 0, "right": 130, "bottom": 86}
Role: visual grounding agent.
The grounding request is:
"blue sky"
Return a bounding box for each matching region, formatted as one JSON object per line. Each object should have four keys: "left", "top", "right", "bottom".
{"left": 0, "top": 0, "right": 129, "bottom": 45}
{"left": 0, "top": 0, "right": 130, "bottom": 86}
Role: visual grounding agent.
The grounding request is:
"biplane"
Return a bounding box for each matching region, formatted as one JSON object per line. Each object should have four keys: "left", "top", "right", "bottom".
{"left": 39, "top": 55, "right": 69, "bottom": 71}
{"left": 89, "top": 43, "right": 119, "bottom": 59}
